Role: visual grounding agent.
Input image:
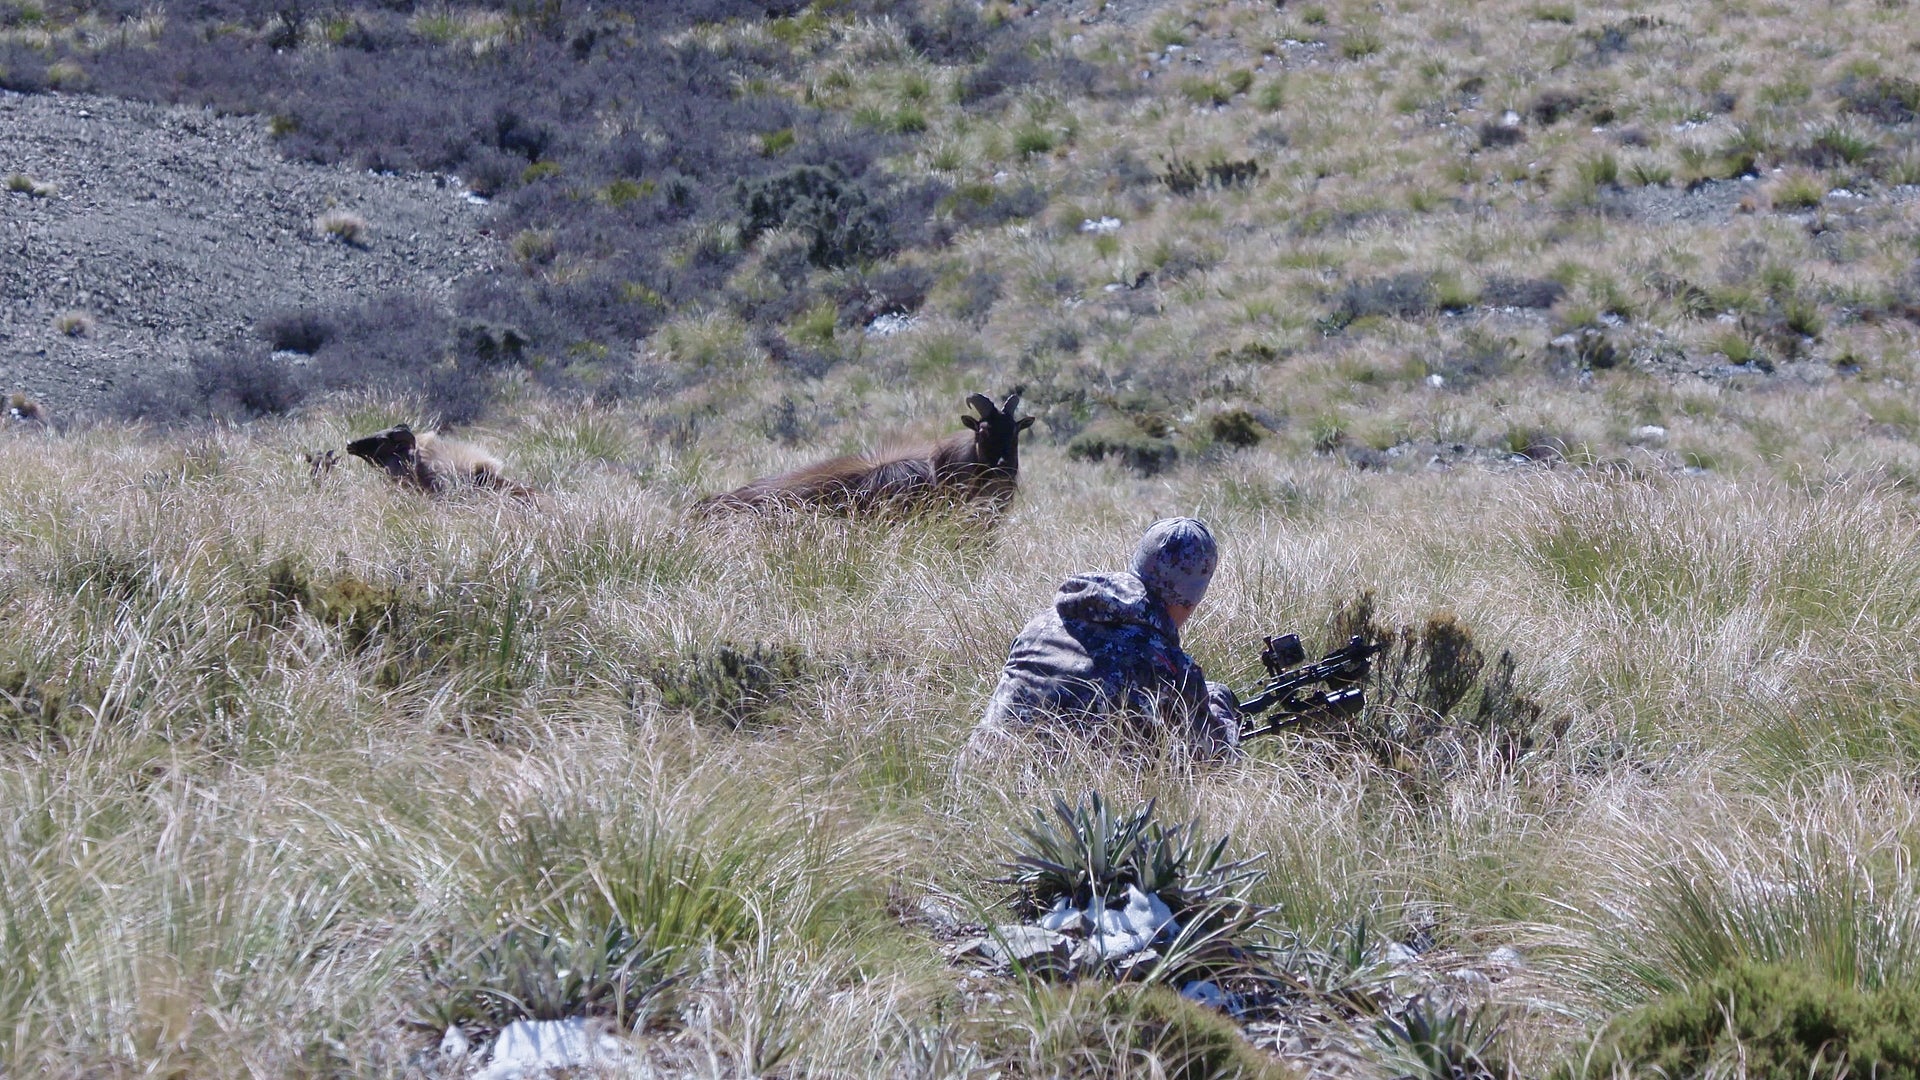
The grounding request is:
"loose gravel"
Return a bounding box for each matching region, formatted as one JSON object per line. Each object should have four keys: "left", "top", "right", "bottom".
{"left": 1, "top": 89, "right": 501, "bottom": 416}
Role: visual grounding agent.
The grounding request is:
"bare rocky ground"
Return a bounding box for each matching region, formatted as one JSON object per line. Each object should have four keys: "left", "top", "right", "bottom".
{"left": 0, "top": 89, "right": 500, "bottom": 416}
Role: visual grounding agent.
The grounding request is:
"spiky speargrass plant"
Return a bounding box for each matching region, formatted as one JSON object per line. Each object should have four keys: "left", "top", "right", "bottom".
{"left": 999, "top": 793, "right": 1279, "bottom": 983}
{"left": 1374, "top": 995, "right": 1514, "bottom": 1080}
{"left": 1004, "top": 793, "right": 1264, "bottom": 918}
{"left": 418, "top": 915, "right": 675, "bottom": 1038}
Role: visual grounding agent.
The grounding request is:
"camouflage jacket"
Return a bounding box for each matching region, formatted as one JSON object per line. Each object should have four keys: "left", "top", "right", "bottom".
{"left": 978, "top": 571, "right": 1240, "bottom": 755}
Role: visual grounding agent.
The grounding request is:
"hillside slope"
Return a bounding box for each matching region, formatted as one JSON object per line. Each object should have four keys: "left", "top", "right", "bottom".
{"left": 2, "top": 89, "right": 496, "bottom": 412}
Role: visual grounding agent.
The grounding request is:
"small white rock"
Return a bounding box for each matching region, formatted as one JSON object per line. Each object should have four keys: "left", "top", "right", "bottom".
{"left": 1488, "top": 945, "right": 1526, "bottom": 969}
{"left": 439, "top": 1025, "right": 471, "bottom": 1058}
{"left": 865, "top": 312, "right": 916, "bottom": 337}
{"left": 1502, "top": 110, "right": 1521, "bottom": 126}
{"left": 1088, "top": 886, "right": 1179, "bottom": 959}
{"left": 1631, "top": 424, "right": 1667, "bottom": 442}
{"left": 1038, "top": 896, "right": 1086, "bottom": 932}
{"left": 1079, "top": 216, "right": 1123, "bottom": 233}
{"left": 474, "top": 1018, "right": 634, "bottom": 1080}
{"left": 1426, "top": 373, "right": 1445, "bottom": 387}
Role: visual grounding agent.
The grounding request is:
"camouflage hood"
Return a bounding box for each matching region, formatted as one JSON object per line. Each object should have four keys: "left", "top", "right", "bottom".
{"left": 1052, "top": 572, "right": 1181, "bottom": 642}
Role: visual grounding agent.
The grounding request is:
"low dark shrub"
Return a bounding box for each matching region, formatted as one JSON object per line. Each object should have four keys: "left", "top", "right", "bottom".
{"left": 197, "top": 349, "right": 306, "bottom": 419}
{"left": 1327, "top": 272, "right": 1438, "bottom": 328}
{"left": 112, "top": 348, "right": 307, "bottom": 422}
{"left": 1206, "top": 409, "right": 1265, "bottom": 448}
{"left": 1326, "top": 592, "right": 1554, "bottom": 771}
{"left": 905, "top": 2, "right": 993, "bottom": 63}
{"left": 257, "top": 309, "right": 337, "bottom": 354}
{"left": 1213, "top": 341, "right": 1284, "bottom": 365}
{"left": 490, "top": 107, "right": 551, "bottom": 163}
{"left": 1528, "top": 86, "right": 1590, "bottom": 125}
{"left": 1436, "top": 328, "right": 1522, "bottom": 386}
{"left": 1476, "top": 120, "right": 1526, "bottom": 149}
{"left": 1581, "top": 20, "right": 1640, "bottom": 62}
{"left": 947, "top": 268, "right": 1003, "bottom": 323}
{"left": 958, "top": 47, "right": 1038, "bottom": 104}
{"left": 1579, "top": 961, "right": 1920, "bottom": 1080}
{"left": 835, "top": 264, "right": 934, "bottom": 327}
{"left": 1481, "top": 276, "right": 1565, "bottom": 309}
{"left": 462, "top": 147, "right": 524, "bottom": 198}
{"left": 755, "top": 328, "right": 835, "bottom": 380}
{"left": 941, "top": 181, "right": 1047, "bottom": 229}
{"left": 738, "top": 163, "right": 889, "bottom": 269}
{"left": 649, "top": 641, "right": 815, "bottom": 732}
{"left": 1159, "top": 153, "right": 1263, "bottom": 196}
{"left": 1838, "top": 74, "right": 1920, "bottom": 125}
{"left": 1067, "top": 416, "right": 1178, "bottom": 476}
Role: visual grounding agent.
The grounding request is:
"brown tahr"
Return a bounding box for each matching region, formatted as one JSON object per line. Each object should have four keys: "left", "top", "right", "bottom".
{"left": 696, "top": 392, "right": 1034, "bottom": 516}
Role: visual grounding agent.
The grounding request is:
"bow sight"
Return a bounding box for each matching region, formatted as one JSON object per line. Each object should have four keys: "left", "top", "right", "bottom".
{"left": 1236, "top": 633, "right": 1383, "bottom": 740}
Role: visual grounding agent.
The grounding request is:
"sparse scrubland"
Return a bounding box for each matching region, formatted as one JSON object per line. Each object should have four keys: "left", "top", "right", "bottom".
{"left": 6, "top": 0, "right": 1920, "bottom": 1074}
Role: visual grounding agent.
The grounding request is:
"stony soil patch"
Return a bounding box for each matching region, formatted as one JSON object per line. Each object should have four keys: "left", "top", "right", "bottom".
{"left": 1, "top": 89, "right": 500, "bottom": 415}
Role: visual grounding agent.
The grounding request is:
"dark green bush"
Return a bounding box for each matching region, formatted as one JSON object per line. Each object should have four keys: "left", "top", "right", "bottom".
{"left": 649, "top": 641, "right": 814, "bottom": 731}
{"left": 737, "top": 164, "right": 888, "bottom": 270}
{"left": 1325, "top": 272, "right": 1439, "bottom": 330}
{"left": 1207, "top": 409, "right": 1265, "bottom": 449}
{"left": 1581, "top": 961, "right": 1920, "bottom": 1080}
{"left": 1159, "top": 153, "right": 1264, "bottom": 197}
{"left": 1324, "top": 592, "right": 1554, "bottom": 772}
{"left": 1838, "top": 74, "right": 1920, "bottom": 124}
{"left": 1067, "top": 417, "right": 1179, "bottom": 476}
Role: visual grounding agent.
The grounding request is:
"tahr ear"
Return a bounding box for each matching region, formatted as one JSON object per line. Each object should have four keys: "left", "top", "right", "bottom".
{"left": 962, "top": 415, "right": 981, "bottom": 430}
{"left": 1017, "top": 416, "right": 1035, "bottom": 430}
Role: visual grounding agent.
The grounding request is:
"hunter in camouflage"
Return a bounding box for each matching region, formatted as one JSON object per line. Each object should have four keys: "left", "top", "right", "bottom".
{"left": 977, "top": 517, "right": 1241, "bottom": 756}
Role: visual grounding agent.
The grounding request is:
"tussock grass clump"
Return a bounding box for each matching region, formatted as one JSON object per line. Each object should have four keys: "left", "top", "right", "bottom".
{"left": 1581, "top": 961, "right": 1920, "bottom": 1080}
{"left": 5, "top": 172, "right": 55, "bottom": 197}
{"left": 980, "top": 983, "right": 1294, "bottom": 1080}
{"left": 313, "top": 208, "right": 368, "bottom": 246}
{"left": 52, "top": 309, "right": 92, "bottom": 337}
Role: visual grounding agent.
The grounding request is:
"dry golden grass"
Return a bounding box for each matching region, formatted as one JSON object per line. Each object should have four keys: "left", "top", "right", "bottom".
{"left": 4, "top": 383, "right": 1920, "bottom": 1073}
{"left": 7, "top": 0, "right": 1920, "bottom": 1073}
